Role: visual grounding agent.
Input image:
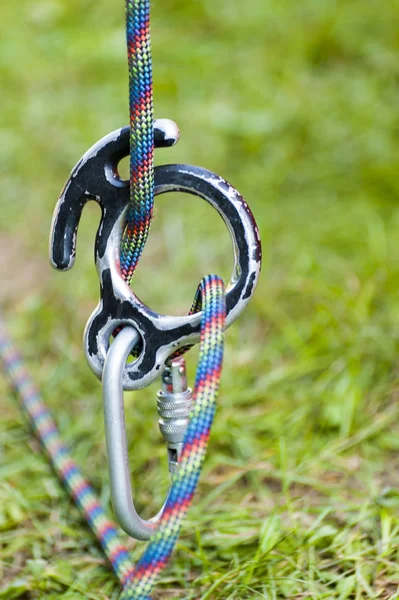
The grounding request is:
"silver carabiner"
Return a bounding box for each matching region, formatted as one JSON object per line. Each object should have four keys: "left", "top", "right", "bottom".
{"left": 103, "top": 325, "right": 191, "bottom": 540}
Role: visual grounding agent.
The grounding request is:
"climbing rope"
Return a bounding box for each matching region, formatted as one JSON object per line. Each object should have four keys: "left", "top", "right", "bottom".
{"left": 122, "top": 275, "right": 225, "bottom": 598}
{"left": 0, "top": 318, "right": 136, "bottom": 588}
{"left": 121, "top": 0, "right": 154, "bottom": 283}
{"left": 0, "top": 1, "right": 227, "bottom": 597}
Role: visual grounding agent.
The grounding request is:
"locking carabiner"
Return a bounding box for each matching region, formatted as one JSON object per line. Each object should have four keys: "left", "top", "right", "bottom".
{"left": 102, "top": 326, "right": 159, "bottom": 540}
{"left": 102, "top": 326, "right": 192, "bottom": 540}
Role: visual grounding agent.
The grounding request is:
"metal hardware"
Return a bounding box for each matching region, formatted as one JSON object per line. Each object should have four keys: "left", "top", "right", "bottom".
{"left": 50, "top": 122, "right": 262, "bottom": 391}
{"left": 157, "top": 357, "right": 192, "bottom": 473}
{"left": 102, "top": 325, "right": 167, "bottom": 541}
{"left": 50, "top": 119, "right": 180, "bottom": 272}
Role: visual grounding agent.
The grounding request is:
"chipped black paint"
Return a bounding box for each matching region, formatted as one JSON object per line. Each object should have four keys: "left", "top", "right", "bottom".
{"left": 243, "top": 271, "right": 257, "bottom": 301}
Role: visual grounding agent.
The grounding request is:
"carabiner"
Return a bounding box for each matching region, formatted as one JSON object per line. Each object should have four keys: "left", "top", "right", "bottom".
{"left": 103, "top": 326, "right": 170, "bottom": 540}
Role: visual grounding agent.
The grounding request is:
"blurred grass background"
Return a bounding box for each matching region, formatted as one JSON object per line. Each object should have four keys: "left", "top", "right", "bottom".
{"left": 1, "top": 0, "right": 399, "bottom": 598}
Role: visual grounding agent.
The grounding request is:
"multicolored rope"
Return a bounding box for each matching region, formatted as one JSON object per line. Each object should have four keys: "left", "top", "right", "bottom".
{"left": 122, "top": 274, "right": 225, "bottom": 598}
{"left": 121, "top": 0, "right": 154, "bottom": 283}
{"left": 1, "top": 1, "right": 227, "bottom": 597}
{"left": 0, "top": 275, "right": 225, "bottom": 598}
{"left": 0, "top": 318, "right": 135, "bottom": 587}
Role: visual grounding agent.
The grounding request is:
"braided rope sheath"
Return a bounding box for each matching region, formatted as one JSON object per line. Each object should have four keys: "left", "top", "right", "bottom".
{"left": 122, "top": 275, "right": 225, "bottom": 599}
{"left": 0, "top": 275, "right": 225, "bottom": 598}
{"left": 121, "top": 0, "right": 154, "bottom": 283}
{"left": 0, "top": 2, "right": 228, "bottom": 596}
{"left": 0, "top": 318, "right": 135, "bottom": 587}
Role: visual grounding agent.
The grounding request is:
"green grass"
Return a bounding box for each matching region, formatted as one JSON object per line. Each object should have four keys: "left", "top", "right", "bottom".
{"left": 1, "top": 0, "right": 399, "bottom": 597}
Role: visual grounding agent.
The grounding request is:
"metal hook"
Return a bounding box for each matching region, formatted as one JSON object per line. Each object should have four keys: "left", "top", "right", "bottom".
{"left": 102, "top": 325, "right": 164, "bottom": 540}
{"left": 50, "top": 119, "right": 180, "bottom": 271}
{"left": 103, "top": 325, "right": 195, "bottom": 540}
{"left": 50, "top": 122, "right": 262, "bottom": 390}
